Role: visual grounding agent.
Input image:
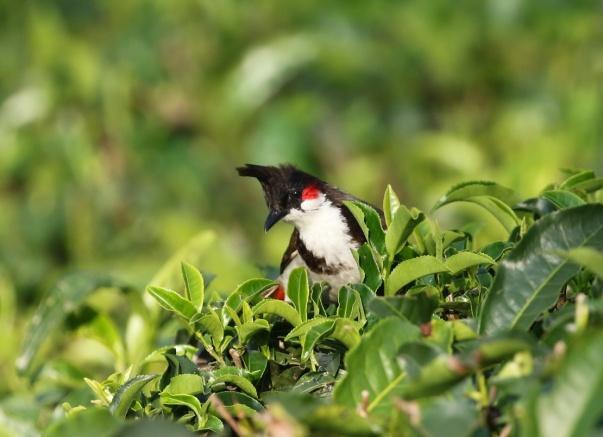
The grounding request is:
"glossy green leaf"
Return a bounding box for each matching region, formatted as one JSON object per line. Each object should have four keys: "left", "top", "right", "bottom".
{"left": 334, "top": 317, "right": 420, "bottom": 414}
{"left": 287, "top": 267, "right": 309, "bottom": 322}
{"left": 383, "top": 184, "right": 401, "bottom": 227}
{"left": 357, "top": 243, "right": 382, "bottom": 291}
{"left": 385, "top": 256, "right": 449, "bottom": 296}
{"left": 433, "top": 180, "right": 520, "bottom": 209}
{"left": 369, "top": 287, "right": 439, "bottom": 325}
{"left": 210, "top": 371, "right": 258, "bottom": 398}
{"left": 385, "top": 204, "right": 425, "bottom": 258}
{"left": 479, "top": 204, "right": 603, "bottom": 334}
{"left": 181, "top": 262, "right": 204, "bottom": 311}
{"left": 301, "top": 320, "right": 335, "bottom": 361}
{"left": 542, "top": 190, "right": 586, "bottom": 209}
{"left": 285, "top": 317, "right": 334, "bottom": 340}
{"left": 110, "top": 374, "right": 158, "bottom": 418}
{"left": 559, "top": 247, "right": 603, "bottom": 279}
{"left": 328, "top": 318, "right": 361, "bottom": 350}
{"left": 445, "top": 251, "right": 495, "bottom": 275}
{"left": 163, "top": 374, "right": 205, "bottom": 396}
{"left": 252, "top": 299, "right": 302, "bottom": 326}
{"left": 147, "top": 286, "right": 197, "bottom": 321}
{"left": 344, "top": 200, "right": 386, "bottom": 254}
{"left": 236, "top": 319, "right": 270, "bottom": 343}
{"left": 160, "top": 393, "right": 205, "bottom": 424}
{"left": 17, "top": 273, "right": 127, "bottom": 375}
{"left": 337, "top": 286, "right": 359, "bottom": 319}
{"left": 559, "top": 170, "right": 595, "bottom": 189}
{"left": 537, "top": 329, "right": 603, "bottom": 437}
{"left": 223, "top": 278, "right": 278, "bottom": 324}
{"left": 570, "top": 177, "right": 603, "bottom": 193}
{"left": 212, "top": 391, "right": 264, "bottom": 414}
{"left": 192, "top": 311, "right": 224, "bottom": 344}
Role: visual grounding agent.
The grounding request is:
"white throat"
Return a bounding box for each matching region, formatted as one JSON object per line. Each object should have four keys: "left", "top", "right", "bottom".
{"left": 284, "top": 196, "right": 358, "bottom": 268}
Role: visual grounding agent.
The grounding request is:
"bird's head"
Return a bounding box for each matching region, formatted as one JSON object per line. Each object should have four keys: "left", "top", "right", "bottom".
{"left": 237, "top": 164, "right": 331, "bottom": 231}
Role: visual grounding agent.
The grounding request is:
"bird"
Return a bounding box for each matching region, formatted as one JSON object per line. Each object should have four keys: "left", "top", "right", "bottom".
{"left": 237, "top": 164, "right": 382, "bottom": 301}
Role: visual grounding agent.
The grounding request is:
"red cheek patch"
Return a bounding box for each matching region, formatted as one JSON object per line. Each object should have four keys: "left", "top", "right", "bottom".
{"left": 302, "top": 185, "right": 320, "bottom": 201}
{"left": 274, "top": 284, "right": 286, "bottom": 301}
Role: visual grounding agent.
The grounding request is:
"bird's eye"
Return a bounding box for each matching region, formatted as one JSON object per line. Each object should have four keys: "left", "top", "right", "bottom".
{"left": 291, "top": 189, "right": 300, "bottom": 198}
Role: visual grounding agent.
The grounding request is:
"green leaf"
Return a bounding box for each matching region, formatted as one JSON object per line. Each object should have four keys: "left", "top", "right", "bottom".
{"left": 445, "top": 251, "right": 495, "bottom": 275}
{"left": 223, "top": 278, "right": 277, "bottom": 324}
{"left": 344, "top": 201, "right": 386, "bottom": 254}
{"left": 328, "top": 318, "right": 361, "bottom": 350}
{"left": 287, "top": 267, "right": 309, "bottom": 322}
{"left": 337, "top": 286, "right": 359, "bottom": 319}
{"left": 570, "top": 177, "right": 603, "bottom": 194}
{"left": 45, "top": 408, "right": 122, "bottom": 437}
{"left": 542, "top": 190, "right": 586, "bottom": 209}
{"left": 433, "top": 181, "right": 521, "bottom": 233}
{"left": 163, "top": 374, "right": 205, "bottom": 396}
{"left": 210, "top": 369, "right": 258, "bottom": 398}
{"left": 301, "top": 320, "right": 335, "bottom": 362}
{"left": 385, "top": 205, "right": 425, "bottom": 258}
{"left": 236, "top": 319, "right": 270, "bottom": 344}
{"left": 559, "top": 247, "right": 603, "bottom": 280}
{"left": 559, "top": 170, "right": 595, "bottom": 189}
{"left": 479, "top": 204, "right": 603, "bottom": 334}
{"left": 212, "top": 391, "right": 264, "bottom": 414}
{"left": 17, "top": 273, "right": 128, "bottom": 375}
{"left": 109, "top": 374, "right": 158, "bottom": 418}
{"left": 147, "top": 286, "right": 197, "bottom": 321}
{"left": 357, "top": 243, "right": 382, "bottom": 291}
{"left": 252, "top": 299, "right": 302, "bottom": 326}
{"left": 181, "top": 262, "right": 204, "bottom": 311}
{"left": 433, "top": 180, "right": 520, "bottom": 209}
{"left": 334, "top": 317, "right": 421, "bottom": 414}
{"left": 536, "top": 329, "right": 603, "bottom": 437}
{"left": 160, "top": 393, "right": 206, "bottom": 425}
{"left": 285, "top": 317, "right": 334, "bottom": 340}
{"left": 383, "top": 184, "right": 401, "bottom": 227}
{"left": 385, "top": 256, "right": 449, "bottom": 296}
{"left": 369, "top": 287, "right": 439, "bottom": 325}
{"left": 192, "top": 311, "right": 224, "bottom": 345}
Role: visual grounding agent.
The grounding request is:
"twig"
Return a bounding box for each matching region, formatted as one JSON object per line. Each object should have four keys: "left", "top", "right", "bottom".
{"left": 209, "top": 394, "right": 241, "bottom": 436}
{"left": 229, "top": 348, "right": 243, "bottom": 369}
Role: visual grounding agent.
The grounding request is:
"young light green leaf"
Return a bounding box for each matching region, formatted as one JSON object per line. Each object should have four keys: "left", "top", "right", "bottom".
{"left": 337, "top": 286, "right": 359, "bottom": 319}
{"left": 210, "top": 374, "right": 258, "bottom": 398}
{"left": 479, "top": 204, "right": 603, "bottom": 335}
{"left": 344, "top": 200, "right": 386, "bottom": 254}
{"left": 357, "top": 243, "right": 382, "bottom": 291}
{"left": 385, "top": 205, "right": 425, "bottom": 258}
{"left": 252, "top": 299, "right": 302, "bottom": 326}
{"left": 181, "top": 262, "right": 204, "bottom": 311}
{"left": 537, "top": 329, "right": 603, "bottom": 437}
{"left": 236, "top": 319, "right": 270, "bottom": 344}
{"left": 385, "top": 256, "right": 450, "bottom": 296}
{"left": 334, "top": 317, "right": 421, "bottom": 414}
{"left": 285, "top": 317, "right": 334, "bottom": 340}
{"left": 160, "top": 393, "right": 205, "bottom": 425}
{"left": 383, "top": 184, "right": 401, "bottom": 227}
{"left": 163, "top": 374, "right": 205, "bottom": 396}
{"left": 301, "top": 320, "right": 335, "bottom": 362}
{"left": 445, "top": 252, "right": 495, "bottom": 275}
{"left": 109, "top": 374, "right": 158, "bottom": 418}
{"left": 559, "top": 170, "right": 595, "bottom": 189}
{"left": 147, "top": 286, "right": 197, "bottom": 321}
{"left": 287, "top": 267, "right": 309, "bottom": 322}
{"left": 223, "top": 278, "right": 277, "bottom": 325}
{"left": 192, "top": 311, "right": 224, "bottom": 344}
{"left": 558, "top": 247, "right": 603, "bottom": 280}
{"left": 542, "top": 190, "right": 586, "bottom": 209}
{"left": 328, "top": 318, "right": 361, "bottom": 350}
{"left": 433, "top": 180, "right": 520, "bottom": 209}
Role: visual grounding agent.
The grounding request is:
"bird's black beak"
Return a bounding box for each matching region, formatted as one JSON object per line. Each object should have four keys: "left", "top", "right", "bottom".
{"left": 264, "top": 209, "right": 286, "bottom": 232}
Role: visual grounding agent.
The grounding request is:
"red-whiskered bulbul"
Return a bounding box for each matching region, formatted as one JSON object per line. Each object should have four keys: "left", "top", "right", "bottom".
{"left": 237, "top": 164, "right": 383, "bottom": 300}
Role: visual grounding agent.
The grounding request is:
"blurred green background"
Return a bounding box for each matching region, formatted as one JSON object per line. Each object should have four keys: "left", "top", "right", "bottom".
{"left": 0, "top": 0, "right": 602, "bottom": 400}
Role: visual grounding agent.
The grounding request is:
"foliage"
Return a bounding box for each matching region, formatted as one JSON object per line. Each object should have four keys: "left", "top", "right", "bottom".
{"left": 3, "top": 170, "right": 603, "bottom": 436}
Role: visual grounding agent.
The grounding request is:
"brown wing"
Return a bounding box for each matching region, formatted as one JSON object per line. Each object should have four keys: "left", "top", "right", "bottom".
{"left": 280, "top": 229, "right": 300, "bottom": 273}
